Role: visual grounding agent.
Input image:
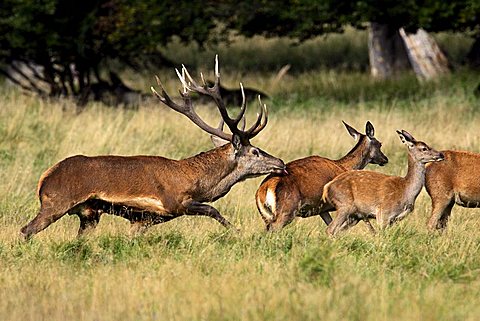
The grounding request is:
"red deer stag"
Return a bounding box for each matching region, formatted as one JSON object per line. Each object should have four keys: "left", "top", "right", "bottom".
{"left": 323, "top": 130, "right": 444, "bottom": 236}
{"left": 255, "top": 121, "right": 388, "bottom": 231}
{"left": 425, "top": 149, "right": 480, "bottom": 230}
{"left": 20, "top": 57, "right": 286, "bottom": 239}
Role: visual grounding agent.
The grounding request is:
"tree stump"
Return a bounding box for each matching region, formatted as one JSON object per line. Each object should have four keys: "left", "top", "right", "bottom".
{"left": 399, "top": 28, "right": 449, "bottom": 80}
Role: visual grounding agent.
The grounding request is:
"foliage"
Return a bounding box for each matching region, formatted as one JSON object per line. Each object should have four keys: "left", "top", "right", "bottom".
{"left": 0, "top": 0, "right": 221, "bottom": 97}
{"left": 225, "top": 0, "right": 480, "bottom": 40}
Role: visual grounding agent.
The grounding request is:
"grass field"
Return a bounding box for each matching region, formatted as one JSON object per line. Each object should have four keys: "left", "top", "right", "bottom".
{"left": 1, "top": 47, "right": 480, "bottom": 320}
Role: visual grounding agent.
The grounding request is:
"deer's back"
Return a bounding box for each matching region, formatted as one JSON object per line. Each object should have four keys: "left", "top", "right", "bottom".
{"left": 38, "top": 155, "right": 186, "bottom": 204}
{"left": 325, "top": 170, "right": 406, "bottom": 213}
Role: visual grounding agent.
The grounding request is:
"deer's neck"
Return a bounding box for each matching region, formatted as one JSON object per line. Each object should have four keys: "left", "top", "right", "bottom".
{"left": 402, "top": 153, "right": 426, "bottom": 204}
{"left": 182, "top": 144, "right": 241, "bottom": 202}
{"left": 336, "top": 138, "right": 370, "bottom": 170}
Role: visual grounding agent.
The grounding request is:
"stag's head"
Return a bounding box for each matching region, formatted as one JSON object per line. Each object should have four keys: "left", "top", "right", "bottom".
{"left": 151, "top": 56, "right": 287, "bottom": 177}
{"left": 343, "top": 120, "right": 389, "bottom": 166}
{"left": 397, "top": 130, "right": 444, "bottom": 164}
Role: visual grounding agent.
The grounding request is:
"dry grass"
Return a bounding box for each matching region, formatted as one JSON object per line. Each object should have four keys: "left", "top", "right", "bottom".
{"left": 1, "top": 68, "right": 480, "bottom": 320}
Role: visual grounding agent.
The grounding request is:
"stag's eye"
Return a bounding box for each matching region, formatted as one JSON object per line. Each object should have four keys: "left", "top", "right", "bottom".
{"left": 252, "top": 149, "right": 260, "bottom": 157}
{"left": 422, "top": 147, "right": 427, "bottom": 151}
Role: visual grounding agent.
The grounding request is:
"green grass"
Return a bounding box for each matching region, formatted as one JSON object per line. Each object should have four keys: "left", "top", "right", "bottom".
{"left": 0, "top": 60, "right": 480, "bottom": 320}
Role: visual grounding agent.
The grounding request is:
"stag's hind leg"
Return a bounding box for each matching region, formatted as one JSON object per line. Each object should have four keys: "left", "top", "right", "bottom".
{"left": 20, "top": 203, "right": 69, "bottom": 240}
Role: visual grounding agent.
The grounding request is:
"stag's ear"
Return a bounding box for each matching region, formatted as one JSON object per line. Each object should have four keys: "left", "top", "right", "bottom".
{"left": 210, "top": 135, "right": 229, "bottom": 148}
{"left": 232, "top": 133, "right": 243, "bottom": 152}
{"left": 343, "top": 121, "right": 361, "bottom": 141}
{"left": 365, "top": 121, "right": 375, "bottom": 138}
{"left": 396, "top": 130, "right": 415, "bottom": 148}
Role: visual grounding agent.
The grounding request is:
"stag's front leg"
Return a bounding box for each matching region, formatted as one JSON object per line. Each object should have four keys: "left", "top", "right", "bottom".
{"left": 184, "top": 201, "right": 236, "bottom": 229}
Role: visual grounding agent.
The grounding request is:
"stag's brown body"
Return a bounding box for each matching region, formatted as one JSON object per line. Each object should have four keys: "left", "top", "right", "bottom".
{"left": 324, "top": 130, "right": 444, "bottom": 236}
{"left": 38, "top": 146, "right": 244, "bottom": 211}
{"left": 425, "top": 150, "right": 480, "bottom": 230}
{"left": 255, "top": 122, "right": 388, "bottom": 231}
{"left": 20, "top": 57, "right": 286, "bottom": 239}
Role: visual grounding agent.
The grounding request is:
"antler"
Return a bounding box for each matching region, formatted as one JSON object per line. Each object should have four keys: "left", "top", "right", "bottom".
{"left": 151, "top": 55, "right": 268, "bottom": 142}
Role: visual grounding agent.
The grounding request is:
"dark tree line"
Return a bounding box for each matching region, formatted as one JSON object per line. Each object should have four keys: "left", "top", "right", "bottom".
{"left": 0, "top": 0, "right": 478, "bottom": 103}
{"left": 0, "top": 0, "right": 221, "bottom": 101}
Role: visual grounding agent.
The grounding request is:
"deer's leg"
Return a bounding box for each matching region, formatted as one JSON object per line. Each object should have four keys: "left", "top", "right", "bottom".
{"left": 326, "top": 208, "right": 352, "bottom": 236}
{"left": 185, "top": 202, "right": 235, "bottom": 229}
{"left": 319, "top": 211, "right": 333, "bottom": 225}
{"left": 266, "top": 188, "right": 301, "bottom": 231}
{"left": 77, "top": 206, "right": 101, "bottom": 238}
{"left": 364, "top": 219, "right": 376, "bottom": 235}
{"left": 428, "top": 197, "right": 454, "bottom": 231}
{"left": 20, "top": 203, "right": 69, "bottom": 240}
{"left": 267, "top": 202, "right": 298, "bottom": 232}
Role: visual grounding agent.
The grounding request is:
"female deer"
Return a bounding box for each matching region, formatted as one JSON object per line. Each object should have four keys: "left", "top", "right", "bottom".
{"left": 425, "top": 149, "right": 480, "bottom": 230}
{"left": 255, "top": 121, "right": 388, "bottom": 231}
{"left": 323, "top": 130, "right": 444, "bottom": 236}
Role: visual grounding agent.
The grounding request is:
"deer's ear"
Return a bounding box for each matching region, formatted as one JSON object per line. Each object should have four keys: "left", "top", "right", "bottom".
{"left": 210, "top": 135, "right": 229, "bottom": 148}
{"left": 232, "top": 133, "right": 242, "bottom": 151}
{"left": 343, "top": 121, "right": 361, "bottom": 141}
{"left": 365, "top": 121, "right": 375, "bottom": 138}
{"left": 396, "top": 130, "right": 415, "bottom": 148}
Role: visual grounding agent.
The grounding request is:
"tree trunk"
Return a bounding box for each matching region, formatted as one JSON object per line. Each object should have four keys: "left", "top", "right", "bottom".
{"left": 368, "top": 22, "right": 411, "bottom": 79}
{"left": 399, "top": 28, "right": 449, "bottom": 80}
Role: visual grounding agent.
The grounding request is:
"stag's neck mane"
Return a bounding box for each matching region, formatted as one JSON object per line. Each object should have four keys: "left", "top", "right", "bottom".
{"left": 336, "top": 136, "right": 370, "bottom": 170}
{"left": 181, "top": 143, "right": 242, "bottom": 202}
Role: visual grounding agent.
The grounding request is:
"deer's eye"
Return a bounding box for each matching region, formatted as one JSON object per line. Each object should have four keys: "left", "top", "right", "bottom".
{"left": 252, "top": 149, "right": 260, "bottom": 157}
{"left": 422, "top": 147, "right": 428, "bottom": 151}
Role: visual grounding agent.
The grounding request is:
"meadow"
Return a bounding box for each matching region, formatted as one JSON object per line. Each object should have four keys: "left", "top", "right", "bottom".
{"left": 1, "top": 31, "right": 480, "bottom": 320}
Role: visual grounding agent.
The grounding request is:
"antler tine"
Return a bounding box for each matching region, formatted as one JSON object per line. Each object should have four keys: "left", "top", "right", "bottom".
{"left": 214, "top": 54, "right": 220, "bottom": 87}
{"left": 177, "top": 58, "right": 240, "bottom": 137}
{"left": 175, "top": 68, "right": 189, "bottom": 95}
{"left": 198, "top": 56, "right": 246, "bottom": 135}
{"left": 232, "top": 82, "right": 247, "bottom": 124}
{"left": 152, "top": 74, "right": 232, "bottom": 142}
{"left": 241, "top": 114, "right": 246, "bottom": 131}
{"left": 182, "top": 64, "right": 203, "bottom": 90}
{"left": 246, "top": 95, "right": 268, "bottom": 138}
{"left": 156, "top": 56, "right": 270, "bottom": 143}
{"left": 151, "top": 76, "right": 185, "bottom": 113}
